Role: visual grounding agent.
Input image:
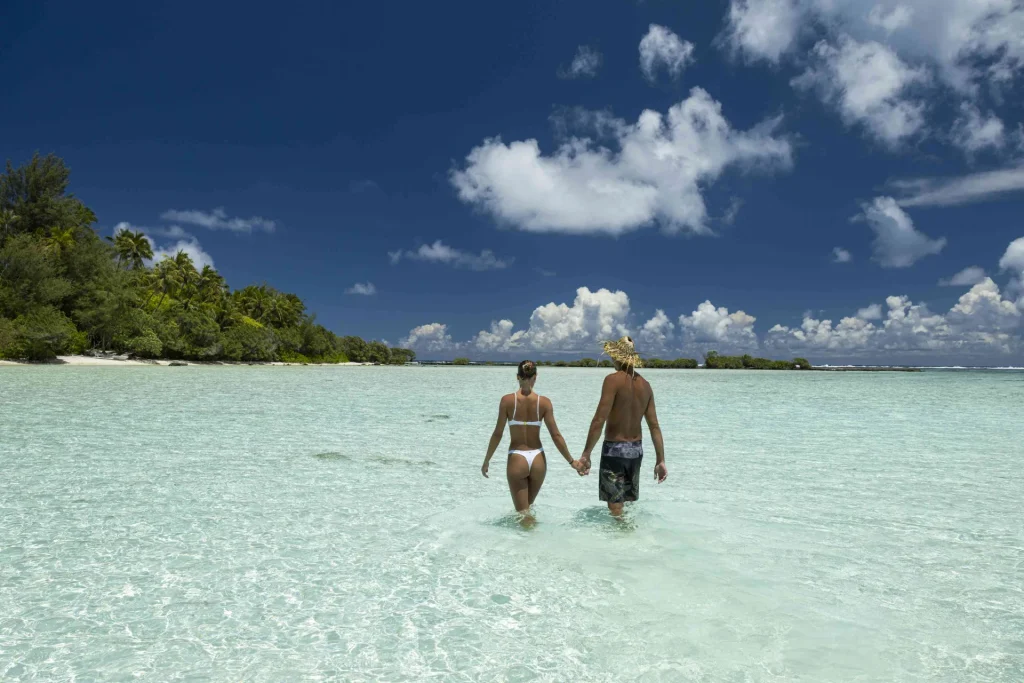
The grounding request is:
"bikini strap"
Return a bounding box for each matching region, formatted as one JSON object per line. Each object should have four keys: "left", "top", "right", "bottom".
{"left": 512, "top": 392, "right": 517, "bottom": 421}
{"left": 537, "top": 394, "right": 541, "bottom": 421}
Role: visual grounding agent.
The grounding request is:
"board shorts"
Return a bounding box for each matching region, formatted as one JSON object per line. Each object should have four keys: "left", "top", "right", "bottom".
{"left": 599, "top": 440, "right": 643, "bottom": 503}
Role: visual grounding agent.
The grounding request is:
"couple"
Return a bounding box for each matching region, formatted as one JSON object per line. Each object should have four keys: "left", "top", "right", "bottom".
{"left": 480, "top": 337, "right": 668, "bottom": 519}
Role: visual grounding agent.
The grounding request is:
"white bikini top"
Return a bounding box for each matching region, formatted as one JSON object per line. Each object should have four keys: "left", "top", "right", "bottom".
{"left": 509, "top": 392, "right": 542, "bottom": 427}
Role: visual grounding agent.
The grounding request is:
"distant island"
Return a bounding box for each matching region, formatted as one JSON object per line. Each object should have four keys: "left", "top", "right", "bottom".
{"left": 447, "top": 352, "right": 813, "bottom": 370}
{"left": 0, "top": 154, "right": 412, "bottom": 364}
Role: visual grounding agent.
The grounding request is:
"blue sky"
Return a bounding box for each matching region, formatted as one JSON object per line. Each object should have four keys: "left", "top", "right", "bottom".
{"left": 3, "top": 0, "right": 1023, "bottom": 364}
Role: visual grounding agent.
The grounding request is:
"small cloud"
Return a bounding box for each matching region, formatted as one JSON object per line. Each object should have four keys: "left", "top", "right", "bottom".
{"left": 939, "top": 266, "right": 987, "bottom": 287}
{"left": 345, "top": 282, "right": 377, "bottom": 296}
{"left": 160, "top": 207, "right": 276, "bottom": 234}
{"left": 721, "top": 198, "right": 743, "bottom": 225}
{"left": 832, "top": 247, "right": 852, "bottom": 263}
{"left": 858, "top": 197, "right": 946, "bottom": 268}
{"left": 389, "top": 240, "right": 513, "bottom": 271}
{"left": 349, "top": 180, "right": 381, "bottom": 194}
{"left": 893, "top": 167, "right": 1024, "bottom": 208}
{"left": 535, "top": 267, "right": 556, "bottom": 277}
{"left": 639, "top": 24, "right": 695, "bottom": 82}
{"left": 558, "top": 45, "right": 602, "bottom": 79}
{"left": 151, "top": 238, "right": 215, "bottom": 271}
{"left": 857, "top": 304, "right": 883, "bottom": 320}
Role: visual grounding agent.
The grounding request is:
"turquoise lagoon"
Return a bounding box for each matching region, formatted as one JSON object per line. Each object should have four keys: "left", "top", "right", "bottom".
{"left": 1, "top": 366, "right": 1022, "bottom": 681}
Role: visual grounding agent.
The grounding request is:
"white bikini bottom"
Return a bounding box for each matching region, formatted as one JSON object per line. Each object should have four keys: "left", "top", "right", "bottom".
{"left": 508, "top": 448, "right": 544, "bottom": 471}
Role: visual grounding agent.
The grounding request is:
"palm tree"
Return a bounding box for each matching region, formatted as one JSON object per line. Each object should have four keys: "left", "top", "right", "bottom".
{"left": 172, "top": 250, "right": 198, "bottom": 290}
{"left": 0, "top": 209, "right": 17, "bottom": 238}
{"left": 108, "top": 230, "right": 153, "bottom": 270}
{"left": 43, "top": 226, "right": 76, "bottom": 258}
{"left": 147, "top": 258, "right": 182, "bottom": 309}
{"left": 195, "top": 265, "right": 226, "bottom": 303}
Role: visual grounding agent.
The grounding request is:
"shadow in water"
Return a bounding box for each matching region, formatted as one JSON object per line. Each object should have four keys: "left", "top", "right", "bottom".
{"left": 571, "top": 506, "right": 639, "bottom": 532}
{"left": 488, "top": 511, "right": 538, "bottom": 532}
{"left": 312, "top": 452, "right": 437, "bottom": 467}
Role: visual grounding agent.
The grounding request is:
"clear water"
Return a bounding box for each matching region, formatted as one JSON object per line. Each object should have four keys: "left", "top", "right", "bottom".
{"left": 1, "top": 367, "right": 1022, "bottom": 682}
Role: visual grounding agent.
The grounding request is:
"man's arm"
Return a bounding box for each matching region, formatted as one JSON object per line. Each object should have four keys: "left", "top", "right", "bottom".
{"left": 645, "top": 392, "right": 667, "bottom": 483}
{"left": 581, "top": 375, "right": 616, "bottom": 471}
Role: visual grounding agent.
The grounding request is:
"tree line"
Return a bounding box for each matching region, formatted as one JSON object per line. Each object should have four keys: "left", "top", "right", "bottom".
{"left": 451, "top": 353, "right": 812, "bottom": 369}
{"left": 0, "top": 154, "right": 414, "bottom": 364}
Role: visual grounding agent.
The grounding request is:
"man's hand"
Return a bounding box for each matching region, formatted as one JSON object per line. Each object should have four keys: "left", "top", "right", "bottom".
{"left": 654, "top": 462, "right": 667, "bottom": 483}
{"left": 481, "top": 461, "right": 489, "bottom": 478}
{"left": 570, "top": 459, "right": 587, "bottom": 476}
{"left": 579, "top": 453, "right": 592, "bottom": 476}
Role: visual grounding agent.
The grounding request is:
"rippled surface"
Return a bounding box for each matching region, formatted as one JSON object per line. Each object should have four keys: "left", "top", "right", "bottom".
{"left": 1, "top": 366, "right": 1023, "bottom": 681}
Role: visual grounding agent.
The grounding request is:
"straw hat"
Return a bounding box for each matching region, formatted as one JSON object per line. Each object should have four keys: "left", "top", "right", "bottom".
{"left": 602, "top": 336, "right": 642, "bottom": 368}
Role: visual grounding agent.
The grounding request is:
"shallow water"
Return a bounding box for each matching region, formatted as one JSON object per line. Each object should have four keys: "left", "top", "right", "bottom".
{"left": 1, "top": 366, "right": 1022, "bottom": 681}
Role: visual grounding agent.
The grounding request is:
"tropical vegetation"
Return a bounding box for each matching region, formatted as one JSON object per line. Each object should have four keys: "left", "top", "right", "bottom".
{"left": 0, "top": 154, "right": 413, "bottom": 364}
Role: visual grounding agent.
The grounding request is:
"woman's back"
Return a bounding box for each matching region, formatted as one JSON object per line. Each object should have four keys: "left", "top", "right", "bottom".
{"left": 506, "top": 391, "right": 543, "bottom": 451}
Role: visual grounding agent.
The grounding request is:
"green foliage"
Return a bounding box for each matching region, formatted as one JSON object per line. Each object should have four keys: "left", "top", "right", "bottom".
{"left": 793, "top": 357, "right": 812, "bottom": 369}
{"left": 452, "top": 357, "right": 470, "bottom": 365}
{"left": 8, "top": 307, "right": 85, "bottom": 360}
{"left": 124, "top": 329, "right": 163, "bottom": 358}
{"left": 338, "top": 336, "right": 369, "bottom": 363}
{"left": 367, "top": 340, "right": 391, "bottom": 364}
{"left": 644, "top": 357, "right": 699, "bottom": 369}
{"left": 388, "top": 348, "right": 416, "bottom": 365}
{"left": 701, "top": 350, "right": 804, "bottom": 370}
{"left": 0, "top": 154, "right": 385, "bottom": 364}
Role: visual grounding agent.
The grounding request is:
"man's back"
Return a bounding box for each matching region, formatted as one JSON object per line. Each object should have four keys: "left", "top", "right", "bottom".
{"left": 603, "top": 370, "right": 652, "bottom": 442}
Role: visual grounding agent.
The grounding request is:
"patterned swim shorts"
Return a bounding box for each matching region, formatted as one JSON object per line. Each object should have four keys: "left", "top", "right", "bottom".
{"left": 599, "top": 440, "right": 643, "bottom": 503}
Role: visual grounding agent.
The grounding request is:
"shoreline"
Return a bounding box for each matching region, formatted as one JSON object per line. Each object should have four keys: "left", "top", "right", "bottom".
{"left": 0, "top": 355, "right": 374, "bottom": 367}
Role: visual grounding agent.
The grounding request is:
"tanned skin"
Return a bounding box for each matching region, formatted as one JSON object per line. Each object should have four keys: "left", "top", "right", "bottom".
{"left": 481, "top": 369, "right": 581, "bottom": 525}
{"left": 579, "top": 362, "right": 667, "bottom": 515}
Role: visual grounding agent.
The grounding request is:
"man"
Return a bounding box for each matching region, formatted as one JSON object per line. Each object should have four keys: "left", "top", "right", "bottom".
{"left": 578, "top": 337, "right": 667, "bottom": 516}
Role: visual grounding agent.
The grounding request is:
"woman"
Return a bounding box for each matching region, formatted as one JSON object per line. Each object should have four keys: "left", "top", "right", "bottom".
{"left": 481, "top": 360, "right": 580, "bottom": 516}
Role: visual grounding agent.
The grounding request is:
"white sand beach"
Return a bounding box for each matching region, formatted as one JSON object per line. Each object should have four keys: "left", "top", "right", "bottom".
{"left": 0, "top": 355, "right": 373, "bottom": 367}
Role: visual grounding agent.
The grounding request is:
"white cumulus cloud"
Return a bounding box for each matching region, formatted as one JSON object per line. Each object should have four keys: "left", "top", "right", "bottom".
{"left": 451, "top": 88, "right": 792, "bottom": 236}
{"left": 951, "top": 103, "right": 1006, "bottom": 155}
{"left": 723, "top": 0, "right": 802, "bottom": 64}
{"left": 859, "top": 196, "right": 946, "bottom": 267}
{"left": 160, "top": 207, "right": 275, "bottom": 234}
{"left": 389, "top": 241, "right": 512, "bottom": 271}
{"left": 345, "top": 282, "right": 377, "bottom": 296}
{"left": 637, "top": 309, "right": 676, "bottom": 350}
{"left": 679, "top": 301, "right": 759, "bottom": 350}
{"left": 560, "top": 45, "right": 602, "bottom": 79}
{"left": 766, "top": 278, "right": 1021, "bottom": 359}
{"left": 939, "top": 266, "right": 987, "bottom": 287}
{"left": 400, "top": 323, "right": 455, "bottom": 351}
{"left": 472, "top": 320, "right": 529, "bottom": 353}
{"left": 833, "top": 247, "right": 853, "bottom": 263}
{"left": 792, "top": 37, "right": 928, "bottom": 147}
{"left": 470, "top": 287, "right": 631, "bottom": 355}
{"left": 151, "top": 238, "right": 215, "bottom": 271}
{"left": 639, "top": 24, "right": 696, "bottom": 81}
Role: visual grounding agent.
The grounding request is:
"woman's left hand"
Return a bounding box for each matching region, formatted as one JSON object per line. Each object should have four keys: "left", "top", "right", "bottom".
{"left": 481, "top": 461, "right": 489, "bottom": 478}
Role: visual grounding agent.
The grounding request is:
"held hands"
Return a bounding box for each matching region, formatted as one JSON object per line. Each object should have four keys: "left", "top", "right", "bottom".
{"left": 570, "top": 459, "right": 587, "bottom": 476}
{"left": 654, "top": 461, "right": 667, "bottom": 483}
{"left": 578, "top": 453, "right": 592, "bottom": 476}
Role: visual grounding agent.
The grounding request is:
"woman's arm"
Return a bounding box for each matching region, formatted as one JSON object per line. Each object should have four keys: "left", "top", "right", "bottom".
{"left": 481, "top": 396, "right": 508, "bottom": 478}
{"left": 542, "top": 398, "right": 581, "bottom": 472}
